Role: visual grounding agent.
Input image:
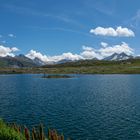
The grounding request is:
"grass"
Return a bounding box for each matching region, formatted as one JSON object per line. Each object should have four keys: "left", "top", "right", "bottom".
{"left": 0, "top": 119, "right": 66, "bottom": 140}
{"left": 0, "top": 119, "right": 26, "bottom": 140}
{"left": 0, "top": 59, "right": 140, "bottom": 74}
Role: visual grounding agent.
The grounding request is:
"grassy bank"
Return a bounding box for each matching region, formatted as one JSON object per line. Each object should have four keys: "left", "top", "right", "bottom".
{"left": 0, "top": 59, "right": 140, "bottom": 74}
{"left": 0, "top": 119, "right": 26, "bottom": 140}
{"left": 0, "top": 119, "right": 66, "bottom": 140}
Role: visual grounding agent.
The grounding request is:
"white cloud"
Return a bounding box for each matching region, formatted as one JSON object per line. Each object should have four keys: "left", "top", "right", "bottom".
{"left": 81, "top": 51, "right": 98, "bottom": 59}
{"left": 82, "top": 46, "right": 93, "bottom": 51}
{"left": 81, "top": 46, "right": 101, "bottom": 59}
{"left": 8, "top": 34, "right": 16, "bottom": 38}
{"left": 90, "top": 27, "right": 117, "bottom": 36}
{"left": 26, "top": 42, "right": 134, "bottom": 63}
{"left": 116, "top": 26, "right": 135, "bottom": 37}
{"left": 48, "top": 53, "right": 82, "bottom": 62}
{"left": 81, "top": 42, "right": 134, "bottom": 60}
{"left": 82, "top": 42, "right": 133, "bottom": 59}
{"left": 26, "top": 50, "right": 49, "bottom": 62}
{"left": 26, "top": 46, "right": 100, "bottom": 63}
{"left": 11, "top": 47, "right": 19, "bottom": 52}
{"left": 90, "top": 26, "right": 135, "bottom": 37}
{"left": 98, "top": 42, "right": 134, "bottom": 58}
{"left": 0, "top": 45, "right": 19, "bottom": 57}
{"left": 101, "top": 42, "right": 108, "bottom": 48}
{"left": 26, "top": 50, "right": 82, "bottom": 63}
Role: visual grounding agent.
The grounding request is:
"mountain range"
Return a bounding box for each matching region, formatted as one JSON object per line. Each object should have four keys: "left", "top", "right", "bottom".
{"left": 0, "top": 55, "right": 38, "bottom": 68}
{"left": 103, "top": 52, "right": 133, "bottom": 61}
{"left": 0, "top": 53, "right": 137, "bottom": 68}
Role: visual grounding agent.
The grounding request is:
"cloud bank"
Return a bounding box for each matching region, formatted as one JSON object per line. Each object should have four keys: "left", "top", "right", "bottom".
{"left": 81, "top": 46, "right": 101, "bottom": 59}
{"left": 0, "top": 45, "right": 19, "bottom": 57}
{"left": 26, "top": 42, "right": 134, "bottom": 63}
{"left": 0, "top": 42, "right": 134, "bottom": 63}
{"left": 26, "top": 50, "right": 49, "bottom": 62}
{"left": 98, "top": 42, "right": 133, "bottom": 57}
{"left": 26, "top": 50, "right": 82, "bottom": 63}
{"left": 90, "top": 26, "right": 135, "bottom": 37}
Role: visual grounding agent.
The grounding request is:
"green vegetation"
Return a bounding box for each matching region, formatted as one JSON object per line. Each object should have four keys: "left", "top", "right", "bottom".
{"left": 0, "top": 119, "right": 26, "bottom": 140}
{"left": 0, "top": 119, "right": 66, "bottom": 140}
{"left": 42, "top": 74, "right": 72, "bottom": 78}
{"left": 0, "top": 59, "right": 140, "bottom": 74}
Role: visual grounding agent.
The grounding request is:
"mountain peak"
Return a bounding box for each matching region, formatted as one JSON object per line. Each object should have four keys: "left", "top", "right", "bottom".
{"left": 119, "top": 52, "right": 126, "bottom": 55}
{"left": 104, "top": 52, "right": 133, "bottom": 61}
{"left": 33, "top": 57, "right": 46, "bottom": 66}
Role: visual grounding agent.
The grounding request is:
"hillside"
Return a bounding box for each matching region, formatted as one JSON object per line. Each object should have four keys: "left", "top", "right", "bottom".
{"left": 0, "top": 55, "right": 38, "bottom": 68}
{"left": 0, "top": 58, "right": 140, "bottom": 74}
{"left": 42, "top": 58, "right": 140, "bottom": 68}
{"left": 40, "top": 58, "right": 140, "bottom": 74}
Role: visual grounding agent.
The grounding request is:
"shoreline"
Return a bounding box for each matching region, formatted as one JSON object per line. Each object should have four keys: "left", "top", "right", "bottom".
{"left": 1, "top": 72, "right": 140, "bottom": 75}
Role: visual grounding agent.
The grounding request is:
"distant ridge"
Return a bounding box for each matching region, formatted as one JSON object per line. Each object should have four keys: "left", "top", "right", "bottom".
{"left": 0, "top": 54, "right": 38, "bottom": 67}
{"left": 103, "top": 52, "right": 133, "bottom": 61}
{"left": 0, "top": 53, "right": 138, "bottom": 68}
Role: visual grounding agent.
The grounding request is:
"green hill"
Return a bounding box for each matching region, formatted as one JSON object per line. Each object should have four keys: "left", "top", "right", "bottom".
{"left": 0, "top": 58, "right": 140, "bottom": 74}
{"left": 41, "top": 58, "right": 140, "bottom": 74}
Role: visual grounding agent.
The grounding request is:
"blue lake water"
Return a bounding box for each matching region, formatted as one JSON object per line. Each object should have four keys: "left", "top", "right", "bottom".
{"left": 1, "top": 74, "right": 140, "bottom": 140}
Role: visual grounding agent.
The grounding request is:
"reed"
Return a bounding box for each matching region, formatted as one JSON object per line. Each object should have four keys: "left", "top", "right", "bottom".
{"left": 12, "top": 123, "right": 67, "bottom": 140}
{"left": 0, "top": 119, "right": 70, "bottom": 140}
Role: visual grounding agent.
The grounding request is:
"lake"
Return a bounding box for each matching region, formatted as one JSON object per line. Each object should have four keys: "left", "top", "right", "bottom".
{"left": 0, "top": 74, "right": 140, "bottom": 140}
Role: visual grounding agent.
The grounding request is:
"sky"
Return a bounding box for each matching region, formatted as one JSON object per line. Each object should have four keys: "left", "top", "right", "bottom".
{"left": 0, "top": 0, "right": 140, "bottom": 62}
